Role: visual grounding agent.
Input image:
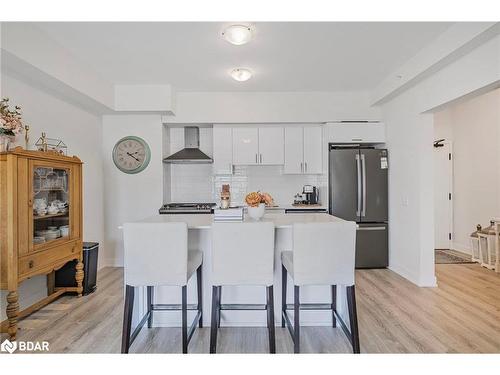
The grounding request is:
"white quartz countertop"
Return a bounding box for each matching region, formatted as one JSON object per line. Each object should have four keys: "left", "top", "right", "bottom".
{"left": 135, "top": 212, "right": 344, "bottom": 229}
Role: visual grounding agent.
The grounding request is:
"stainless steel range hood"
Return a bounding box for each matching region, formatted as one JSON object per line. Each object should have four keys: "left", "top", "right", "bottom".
{"left": 163, "top": 127, "right": 213, "bottom": 164}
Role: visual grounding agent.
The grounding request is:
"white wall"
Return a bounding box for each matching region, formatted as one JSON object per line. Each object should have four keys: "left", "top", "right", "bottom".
{"left": 167, "top": 91, "right": 381, "bottom": 123}
{"left": 0, "top": 74, "right": 105, "bottom": 320}
{"left": 1, "top": 23, "right": 114, "bottom": 109}
{"left": 102, "top": 115, "right": 163, "bottom": 267}
{"left": 381, "top": 34, "right": 500, "bottom": 287}
{"left": 434, "top": 88, "right": 500, "bottom": 253}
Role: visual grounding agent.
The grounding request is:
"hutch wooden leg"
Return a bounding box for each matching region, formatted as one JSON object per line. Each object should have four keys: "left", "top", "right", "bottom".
{"left": 75, "top": 260, "right": 84, "bottom": 297}
{"left": 47, "top": 271, "right": 56, "bottom": 295}
{"left": 6, "top": 290, "right": 19, "bottom": 340}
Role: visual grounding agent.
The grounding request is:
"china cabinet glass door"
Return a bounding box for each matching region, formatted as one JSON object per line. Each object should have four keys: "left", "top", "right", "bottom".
{"left": 31, "top": 164, "right": 71, "bottom": 248}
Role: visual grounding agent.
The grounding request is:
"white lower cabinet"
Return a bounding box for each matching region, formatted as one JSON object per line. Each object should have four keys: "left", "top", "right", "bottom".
{"left": 213, "top": 126, "right": 233, "bottom": 174}
{"left": 284, "top": 126, "right": 322, "bottom": 174}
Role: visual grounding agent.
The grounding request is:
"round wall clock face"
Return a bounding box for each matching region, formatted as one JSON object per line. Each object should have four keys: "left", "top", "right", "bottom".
{"left": 112, "top": 136, "right": 151, "bottom": 174}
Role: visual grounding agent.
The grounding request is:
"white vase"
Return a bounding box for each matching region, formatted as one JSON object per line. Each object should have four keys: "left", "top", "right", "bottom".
{"left": 0, "top": 136, "right": 10, "bottom": 152}
{"left": 247, "top": 203, "right": 265, "bottom": 221}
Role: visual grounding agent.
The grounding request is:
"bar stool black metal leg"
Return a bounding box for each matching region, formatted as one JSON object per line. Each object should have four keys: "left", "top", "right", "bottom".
{"left": 346, "top": 285, "right": 360, "bottom": 353}
{"left": 266, "top": 285, "right": 276, "bottom": 353}
{"left": 281, "top": 265, "right": 287, "bottom": 328}
{"left": 121, "top": 285, "right": 134, "bottom": 353}
{"left": 294, "top": 285, "right": 300, "bottom": 354}
{"left": 196, "top": 266, "right": 203, "bottom": 328}
{"left": 181, "top": 285, "right": 188, "bottom": 354}
{"left": 147, "top": 286, "right": 154, "bottom": 328}
{"left": 331, "top": 285, "right": 337, "bottom": 328}
{"left": 210, "top": 286, "right": 218, "bottom": 353}
{"left": 217, "top": 286, "right": 222, "bottom": 328}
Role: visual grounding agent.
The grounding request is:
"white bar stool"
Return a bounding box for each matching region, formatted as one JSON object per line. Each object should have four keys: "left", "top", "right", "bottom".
{"left": 121, "top": 222, "right": 202, "bottom": 354}
{"left": 210, "top": 221, "right": 276, "bottom": 353}
{"left": 281, "top": 221, "right": 359, "bottom": 353}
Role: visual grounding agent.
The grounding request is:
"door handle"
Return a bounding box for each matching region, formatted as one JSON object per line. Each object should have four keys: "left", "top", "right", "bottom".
{"left": 300, "top": 162, "right": 303, "bottom": 173}
{"left": 357, "top": 226, "right": 386, "bottom": 231}
{"left": 305, "top": 162, "right": 307, "bottom": 173}
{"left": 355, "top": 154, "right": 361, "bottom": 217}
{"left": 361, "top": 154, "right": 367, "bottom": 217}
{"left": 260, "top": 154, "right": 262, "bottom": 163}
{"left": 255, "top": 153, "right": 258, "bottom": 163}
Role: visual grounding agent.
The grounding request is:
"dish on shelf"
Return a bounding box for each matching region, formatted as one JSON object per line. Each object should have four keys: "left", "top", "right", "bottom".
{"left": 35, "top": 208, "right": 48, "bottom": 216}
{"left": 33, "top": 236, "right": 46, "bottom": 244}
{"left": 60, "top": 225, "right": 69, "bottom": 237}
{"left": 35, "top": 229, "right": 61, "bottom": 241}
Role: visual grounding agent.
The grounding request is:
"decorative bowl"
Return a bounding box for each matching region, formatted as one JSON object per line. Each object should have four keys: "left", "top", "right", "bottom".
{"left": 247, "top": 203, "right": 265, "bottom": 221}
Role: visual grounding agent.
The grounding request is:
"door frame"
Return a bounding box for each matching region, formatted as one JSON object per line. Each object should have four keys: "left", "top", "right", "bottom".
{"left": 434, "top": 140, "right": 454, "bottom": 250}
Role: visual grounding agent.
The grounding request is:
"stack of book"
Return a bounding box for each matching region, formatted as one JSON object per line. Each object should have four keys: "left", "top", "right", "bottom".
{"left": 213, "top": 207, "right": 244, "bottom": 222}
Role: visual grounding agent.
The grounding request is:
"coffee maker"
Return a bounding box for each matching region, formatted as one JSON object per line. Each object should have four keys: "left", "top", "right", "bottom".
{"left": 302, "top": 185, "right": 319, "bottom": 205}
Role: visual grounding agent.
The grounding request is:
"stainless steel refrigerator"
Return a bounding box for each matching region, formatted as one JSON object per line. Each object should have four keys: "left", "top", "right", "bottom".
{"left": 328, "top": 146, "right": 388, "bottom": 268}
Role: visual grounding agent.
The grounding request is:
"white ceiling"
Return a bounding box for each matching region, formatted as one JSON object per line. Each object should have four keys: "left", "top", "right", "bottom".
{"left": 33, "top": 22, "right": 452, "bottom": 92}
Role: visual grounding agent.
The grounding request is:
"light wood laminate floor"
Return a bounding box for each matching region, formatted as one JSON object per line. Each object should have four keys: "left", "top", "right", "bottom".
{"left": 2, "top": 264, "right": 500, "bottom": 353}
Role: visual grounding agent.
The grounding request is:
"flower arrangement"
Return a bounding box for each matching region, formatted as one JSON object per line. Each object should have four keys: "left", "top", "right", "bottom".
{"left": 245, "top": 191, "right": 275, "bottom": 207}
{"left": 0, "top": 98, "right": 24, "bottom": 137}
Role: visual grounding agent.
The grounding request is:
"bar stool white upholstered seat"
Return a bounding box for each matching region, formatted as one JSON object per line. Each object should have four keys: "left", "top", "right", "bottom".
{"left": 210, "top": 221, "right": 276, "bottom": 353}
{"left": 281, "top": 221, "right": 359, "bottom": 353}
{"left": 121, "top": 222, "right": 203, "bottom": 354}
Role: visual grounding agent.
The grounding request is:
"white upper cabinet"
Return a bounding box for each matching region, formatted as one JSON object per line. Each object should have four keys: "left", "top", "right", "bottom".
{"left": 303, "top": 126, "right": 322, "bottom": 174}
{"left": 258, "top": 127, "right": 284, "bottom": 165}
{"left": 213, "top": 126, "right": 233, "bottom": 174}
{"left": 326, "top": 122, "right": 386, "bottom": 143}
{"left": 284, "top": 126, "right": 322, "bottom": 174}
{"left": 232, "top": 126, "right": 284, "bottom": 165}
{"left": 232, "top": 127, "right": 259, "bottom": 165}
{"left": 284, "top": 127, "right": 304, "bottom": 174}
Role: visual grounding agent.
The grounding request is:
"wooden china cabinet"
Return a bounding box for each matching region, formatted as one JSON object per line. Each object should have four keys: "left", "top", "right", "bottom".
{"left": 0, "top": 147, "right": 84, "bottom": 340}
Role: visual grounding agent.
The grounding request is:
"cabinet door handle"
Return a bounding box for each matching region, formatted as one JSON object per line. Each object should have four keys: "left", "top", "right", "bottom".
{"left": 260, "top": 154, "right": 263, "bottom": 163}
{"left": 300, "top": 162, "right": 303, "bottom": 173}
{"left": 255, "top": 154, "right": 258, "bottom": 163}
{"left": 29, "top": 260, "right": 34, "bottom": 269}
{"left": 305, "top": 162, "right": 308, "bottom": 173}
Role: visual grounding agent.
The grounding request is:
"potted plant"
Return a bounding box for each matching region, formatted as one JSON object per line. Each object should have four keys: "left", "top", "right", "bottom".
{"left": 0, "top": 98, "right": 24, "bottom": 152}
{"left": 245, "top": 191, "right": 274, "bottom": 220}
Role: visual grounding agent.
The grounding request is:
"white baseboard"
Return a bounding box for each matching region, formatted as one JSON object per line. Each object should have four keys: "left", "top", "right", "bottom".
{"left": 452, "top": 242, "right": 471, "bottom": 255}
{"left": 389, "top": 262, "right": 437, "bottom": 287}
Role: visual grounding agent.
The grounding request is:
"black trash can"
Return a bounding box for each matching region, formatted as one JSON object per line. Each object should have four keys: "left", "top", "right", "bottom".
{"left": 55, "top": 242, "right": 98, "bottom": 295}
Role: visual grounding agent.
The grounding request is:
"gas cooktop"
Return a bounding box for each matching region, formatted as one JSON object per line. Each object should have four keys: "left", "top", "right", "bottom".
{"left": 159, "top": 202, "right": 216, "bottom": 214}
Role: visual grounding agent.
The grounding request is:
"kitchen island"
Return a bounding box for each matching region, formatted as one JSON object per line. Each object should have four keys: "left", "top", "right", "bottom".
{"left": 129, "top": 212, "right": 352, "bottom": 328}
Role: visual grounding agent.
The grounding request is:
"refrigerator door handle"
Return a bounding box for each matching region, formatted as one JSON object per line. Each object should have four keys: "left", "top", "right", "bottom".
{"left": 355, "top": 154, "right": 361, "bottom": 217}
{"left": 361, "top": 153, "right": 367, "bottom": 217}
{"left": 357, "top": 226, "right": 386, "bottom": 231}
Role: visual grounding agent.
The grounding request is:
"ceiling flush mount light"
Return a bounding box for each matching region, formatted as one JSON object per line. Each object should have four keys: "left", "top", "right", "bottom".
{"left": 222, "top": 25, "right": 252, "bottom": 45}
{"left": 231, "top": 68, "right": 252, "bottom": 82}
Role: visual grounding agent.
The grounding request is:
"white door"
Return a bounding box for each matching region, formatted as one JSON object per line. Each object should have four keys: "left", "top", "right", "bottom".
{"left": 213, "top": 127, "right": 233, "bottom": 174}
{"left": 258, "top": 127, "right": 284, "bottom": 165}
{"left": 303, "top": 126, "right": 323, "bottom": 174}
{"left": 284, "top": 127, "right": 304, "bottom": 174}
{"left": 434, "top": 142, "right": 453, "bottom": 249}
{"left": 232, "top": 127, "right": 259, "bottom": 165}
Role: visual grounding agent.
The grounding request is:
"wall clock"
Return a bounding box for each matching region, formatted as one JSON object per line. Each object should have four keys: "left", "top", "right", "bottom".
{"left": 112, "top": 136, "right": 151, "bottom": 174}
